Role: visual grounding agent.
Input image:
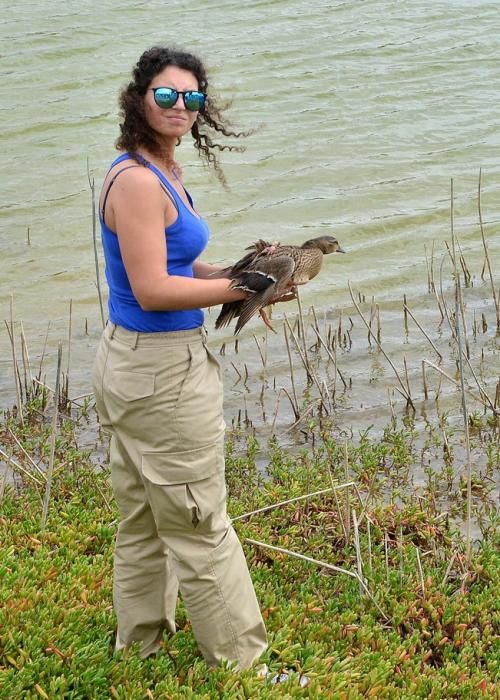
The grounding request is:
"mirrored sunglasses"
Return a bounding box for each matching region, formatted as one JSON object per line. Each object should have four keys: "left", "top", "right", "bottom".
{"left": 151, "top": 87, "right": 206, "bottom": 112}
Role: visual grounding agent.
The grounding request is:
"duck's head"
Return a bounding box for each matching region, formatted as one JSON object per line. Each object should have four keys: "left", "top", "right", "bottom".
{"left": 302, "top": 236, "right": 346, "bottom": 255}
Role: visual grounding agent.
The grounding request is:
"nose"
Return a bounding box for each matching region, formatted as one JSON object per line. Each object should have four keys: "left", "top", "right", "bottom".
{"left": 172, "top": 93, "right": 185, "bottom": 110}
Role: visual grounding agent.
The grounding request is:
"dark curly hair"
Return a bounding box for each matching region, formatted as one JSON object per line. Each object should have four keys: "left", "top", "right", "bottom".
{"left": 115, "top": 46, "right": 249, "bottom": 186}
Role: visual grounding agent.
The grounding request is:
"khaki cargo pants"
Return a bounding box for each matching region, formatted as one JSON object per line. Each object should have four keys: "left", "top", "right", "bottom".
{"left": 92, "top": 322, "right": 267, "bottom": 667}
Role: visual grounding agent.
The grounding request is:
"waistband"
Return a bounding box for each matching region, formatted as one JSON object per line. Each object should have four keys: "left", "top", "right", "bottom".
{"left": 105, "top": 322, "right": 207, "bottom": 347}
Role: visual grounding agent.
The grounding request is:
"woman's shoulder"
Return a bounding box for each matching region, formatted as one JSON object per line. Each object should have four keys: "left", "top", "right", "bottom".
{"left": 100, "top": 155, "right": 171, "bottom": 215}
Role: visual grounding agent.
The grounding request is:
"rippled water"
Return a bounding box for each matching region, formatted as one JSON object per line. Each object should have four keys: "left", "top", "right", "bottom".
{"left": 1, "top": 0, "right": 498, "bottom": 421}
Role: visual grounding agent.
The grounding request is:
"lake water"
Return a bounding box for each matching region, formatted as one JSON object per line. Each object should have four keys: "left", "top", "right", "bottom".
{"left": 0, "top": 0, "right": 498, "bottom": 435}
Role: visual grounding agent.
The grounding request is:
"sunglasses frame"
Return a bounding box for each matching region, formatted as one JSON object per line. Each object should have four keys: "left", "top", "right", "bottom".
{"left": 151, "top": 87, "right": 207, "bottom": 112}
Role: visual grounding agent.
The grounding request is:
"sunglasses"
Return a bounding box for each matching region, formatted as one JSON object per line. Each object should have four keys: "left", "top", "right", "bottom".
{"left": 151, "top": 87, "right": 206, "bottom": 112}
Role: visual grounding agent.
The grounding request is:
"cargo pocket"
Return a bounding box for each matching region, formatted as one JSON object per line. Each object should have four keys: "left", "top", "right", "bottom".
{"left": 141, "top": 441, "right": 227, "bottom": 534}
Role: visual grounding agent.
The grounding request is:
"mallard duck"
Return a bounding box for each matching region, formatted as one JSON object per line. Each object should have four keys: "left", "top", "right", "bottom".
{"left": 215, "top": 235, "right": 345, "bottom": 334}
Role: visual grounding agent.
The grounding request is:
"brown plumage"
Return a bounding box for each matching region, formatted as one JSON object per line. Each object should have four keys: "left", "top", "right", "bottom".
{"left": 215, "top": 235, "right": 345, "bottom": 334}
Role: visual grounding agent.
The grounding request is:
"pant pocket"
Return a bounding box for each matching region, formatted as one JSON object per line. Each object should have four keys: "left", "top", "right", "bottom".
{"left": 141, "top": 441, "right": 227, "bottom": 535}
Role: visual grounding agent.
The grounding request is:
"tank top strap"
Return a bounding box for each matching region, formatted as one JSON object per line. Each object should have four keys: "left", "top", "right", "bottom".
{"left": 100, "top": 153, "right": 179, "bottom": 222}
{"left": 133, "top": 154, "right": 183, "bottom": 206}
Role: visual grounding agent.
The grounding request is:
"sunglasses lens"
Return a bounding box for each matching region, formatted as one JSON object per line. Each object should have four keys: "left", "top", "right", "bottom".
{"left": 184, "top": 91, "right": 206, "bottom": 111}
{"left": 153, "top": 88, "right": 177, "bottom": 108}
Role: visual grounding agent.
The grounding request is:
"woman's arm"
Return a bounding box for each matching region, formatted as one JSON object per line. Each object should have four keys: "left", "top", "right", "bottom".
{"left": 107, "top": 168, "right": 247, "bottom": 311}
{"left": 192, "top": 260, "right": 229, "bottom": 279}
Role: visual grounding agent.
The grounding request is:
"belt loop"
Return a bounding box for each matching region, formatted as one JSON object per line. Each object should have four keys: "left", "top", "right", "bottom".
{"left": 201, "top": 326, "right": 208, "bottom": 345}
{"left": 131, "top": 332, "right": 139, "bottom": 350}
{"left": 109, "top": 323, "right": 116, "bottom": 340}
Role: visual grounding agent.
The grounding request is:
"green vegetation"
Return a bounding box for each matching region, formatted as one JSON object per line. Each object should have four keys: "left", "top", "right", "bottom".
{"left": 1, "top": 398, "right": 498, "bottom": 699}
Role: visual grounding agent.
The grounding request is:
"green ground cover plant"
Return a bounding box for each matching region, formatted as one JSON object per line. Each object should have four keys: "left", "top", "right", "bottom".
{"left": 0, "top": 397, "right": 498, "bottom": 699}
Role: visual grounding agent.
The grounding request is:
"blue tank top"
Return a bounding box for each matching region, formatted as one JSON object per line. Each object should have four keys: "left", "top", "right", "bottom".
{"left": 100, "top": 153, "right": 210, "bottom": 332}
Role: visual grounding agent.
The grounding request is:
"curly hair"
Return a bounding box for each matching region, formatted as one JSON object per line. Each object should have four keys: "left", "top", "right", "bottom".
{"left": 115, "top": 46, "right": 249, "bottom": 185}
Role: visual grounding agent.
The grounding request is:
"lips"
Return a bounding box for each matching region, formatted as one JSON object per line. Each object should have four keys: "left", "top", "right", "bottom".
{"left": 166, "top": 115, "right": 187, "bottom": 124}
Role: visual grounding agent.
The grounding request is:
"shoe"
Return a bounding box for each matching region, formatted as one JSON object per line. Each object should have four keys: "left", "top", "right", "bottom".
{"left": 256, "top": 664, "right": 309, "bottom": 687}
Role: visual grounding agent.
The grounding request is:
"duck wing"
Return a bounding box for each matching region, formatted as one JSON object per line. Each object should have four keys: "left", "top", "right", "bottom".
{"left": 215, "top": 254, "right": 295, "bottom": 334}
{"left": 215, "top": 239, "right": 275, "bottom": 278}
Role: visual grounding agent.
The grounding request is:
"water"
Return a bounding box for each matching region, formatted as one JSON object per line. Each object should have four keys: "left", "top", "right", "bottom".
{"left": 1, "top": 0, "right": 498, "bottom": 424}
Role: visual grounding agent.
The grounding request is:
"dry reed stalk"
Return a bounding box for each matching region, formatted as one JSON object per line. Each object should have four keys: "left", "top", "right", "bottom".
{"left": 348, "top": 283, "right": 414, "bottom": 408}
{"left": 477, "top": 169, "right": 500, "bottom": 332}
{"left": 423, "top": 361, "right": 496, "bottom": 413}
{"left": 232, "top": 482, "right": 355, "bottom": 522}
{"left": 344, "top": 442, "right": 351, "bottom": 544}
{"left": 7, "top": 429, "right": 46, "bottom": 481}
{"left": 384, "top": 532, "right": 389, "bottom": 583}
{"left": 245, "top": 538, "right": 388, "bottom": 620}
{"left": 295, "top": 289, "right": 310, "bottom": 370}
{"left": 310, "top": 325, "right": 348, "bottom": 390}
{"left": 7, "top": 296, "right": 23, "bottom": 424}
{"left": 422, "top": 361, "right": 429, "bottom": 400}
{"left": 230, "top": 361, "right": 242, "bottom": 383}
{"left": 457, "top": 239, "right": 472, "bottom": 288}
{"left": 20, "top": 322, "right": 32, "bottom": 400}
{"left": 0, "top": 447, "right": 44, "bottom": 487}
{"left": 367, "top": 517, "right": 372, "bottom": 571}
{"left": 441, "top": 551, "right": 458, "bottom": 588}
{"left": 88, "top": 162, "right": 105, "bottom": 329}
{"left": 321, "top": 379, "right": 333, "bottom": 414}
{"left": 337, "top": 308, "right": 343, "bottom": 346}
{"left": 0, "top": 469, "right": 7, "bottom": 502}
{"left": 387, "top": 388, "right": 396, "bottom": 420}
{"left": 368, "top": 298, "right": 376, "bottom": 347}
{"left": 398, "top": 525, "right": 404, "bottom": 585}
{"left": 403, "top": 354, "right": 412, "bottom": 403}
{"left": 424, "top": 244, "right": 433, "bottom": 293}
{"left": 352, "top": 509, "right": 364, "bottom": 594}
{"left": 403, "top": 294, "right": 409, "bottom": 338}
{"left": 450, "top": 180, "right": 473, "bottom": 565}
{"left": 67, "top": 298, "right": 73, "bottom": 386}
{"left": 283, "top": 400, "right": 319, "bottom": 433}
{"left": 415, "top": 546, "right": 425, "bottom": 596}
{"left": 445, "top": 240, "right": 471, "bottom": 359}
{"left": 310, "top": 304, "right": 322, "bottom": 352}
{"left": 41, "top": 343, "right": 63, "bottom": 530}
{"left": 270, "top": 388, "right": 284, "bottom": 433}
{"left": 403, "top": 303, "right": 443, "bottom": 360}
{"left": 283, "top": 322, "right": 300, "bottom": 418}
{"left": 284, "top": 317, "right": 330, "bottom": 414}
{"left": 253, "top": 334, "right": 266, "bottom": 368}
{"left": 331, "top": 477, "right": 349, "bottom": 542}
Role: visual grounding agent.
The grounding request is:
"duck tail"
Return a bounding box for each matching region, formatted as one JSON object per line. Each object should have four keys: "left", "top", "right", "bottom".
{"left": 215, "top": 301, "right": 242, "bottom": 329}
{"left": 234, "top": 286, "right": 277, "bottom": 334}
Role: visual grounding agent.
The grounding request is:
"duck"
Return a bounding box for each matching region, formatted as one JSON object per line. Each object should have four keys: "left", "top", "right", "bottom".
{"left": 214, "top": 235, "right": 345, "bottom": 334}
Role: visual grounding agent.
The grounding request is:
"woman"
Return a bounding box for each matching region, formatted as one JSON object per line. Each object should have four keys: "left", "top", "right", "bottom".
{"left": 92, "top": 46, "right": 268, "bottom": 669}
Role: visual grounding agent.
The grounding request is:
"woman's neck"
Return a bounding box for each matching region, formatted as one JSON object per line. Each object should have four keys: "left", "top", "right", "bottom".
{"left": 136, "top": 148, "right": 179, "bottom": 177}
